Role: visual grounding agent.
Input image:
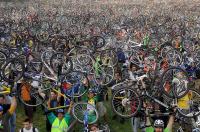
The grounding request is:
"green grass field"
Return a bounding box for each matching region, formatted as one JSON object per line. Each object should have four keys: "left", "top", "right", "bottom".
{"left": 16, "top": 96, "right": 132, "bottom": 132}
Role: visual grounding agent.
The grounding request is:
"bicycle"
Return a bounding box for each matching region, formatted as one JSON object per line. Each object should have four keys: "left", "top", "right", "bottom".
{"left": 17, "top": 71, "right": 99, "bottom": 125}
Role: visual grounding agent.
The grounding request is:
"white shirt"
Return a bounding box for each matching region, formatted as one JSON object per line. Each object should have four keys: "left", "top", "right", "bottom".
{"left": 19, "top": 127, "right": 39, "bottom": 132}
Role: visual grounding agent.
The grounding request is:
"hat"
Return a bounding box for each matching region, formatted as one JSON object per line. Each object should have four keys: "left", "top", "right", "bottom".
{"left": 57, "top": 109, "right": 64, "bottom": 114}
{"left": 88, "top": 89, "right": 95, "bottom": 94}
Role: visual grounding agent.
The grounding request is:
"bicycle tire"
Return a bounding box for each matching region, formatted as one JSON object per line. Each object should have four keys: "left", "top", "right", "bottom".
{"left": 50, "top": 52, "right": 73, "bottom": 74}
{"left": 100, "top": 49, "right": 118, "bottom": 67}
{"left": 160, "top": 67, "right": 190, "bottom": 99}
{"left": 1, "top": 58, "right": 25, "bottom": 82}
{"left": 111, "top": 87, "right": 141, "bottom": 118}
{"left": 90, "top": 36, "right": 105, "bottom": 49}
{"left": 177, "top": 89, "right": 200, "bottom": 118}
{"left": 165, "top": 49, "right": 183, "bottom": 67}
{"left": 28, "top": 58, "right": 43, "bottom": 73}
{"left": 61, "top": 71, "right": 88, "bottom": 98}
{"left": 93, "top": 64, "right": 114, "bottom": 86}
{"left": 72, "top": 102, "right": 99, "bottom": 124}
{"left": 76, "top": 54, "right": 93, "bottom": 66}
{"left": 17, "top": 79, "right": 49, "bottom": 107}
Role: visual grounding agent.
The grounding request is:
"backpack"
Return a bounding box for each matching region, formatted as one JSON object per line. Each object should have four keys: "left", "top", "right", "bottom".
{"left": 20, "top": 82, "right": 31, "bottom": 102}
{"left": 117, "top": 50, "right": 126, "bottom": 63}
{"left": 20, "top": 127, "right": 36, "bottom": 132}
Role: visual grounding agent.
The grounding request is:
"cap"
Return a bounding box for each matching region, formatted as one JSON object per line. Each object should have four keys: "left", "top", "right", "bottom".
{"left": 57, "top": 109, "right": 64, "bottom": 113}
{"left": 88, "top": 89, "right": 95, "bottom": 94}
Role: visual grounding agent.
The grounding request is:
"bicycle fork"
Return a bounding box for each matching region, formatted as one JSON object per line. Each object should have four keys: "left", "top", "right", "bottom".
{"left": 83, "top": 111, "right": 89, "bottom": 132}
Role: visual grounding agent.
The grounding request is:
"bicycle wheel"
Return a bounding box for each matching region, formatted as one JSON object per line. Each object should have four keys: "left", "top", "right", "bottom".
{"left": 50, "top": 52, "right": 73, "bottom": 74}
{"left": 100, "top": 49, "right": 118, "bottom": 67}
{"left": 16, "top": 54, "right": 26, "bottom": 63}
{"left": 183, "top": 39, "right": 195, "bottom": 53}
{"left": 27, "top": 58, "right": 43, "bottom": 73}
{"left": 41, "top": 49, "right": 55, "bottom": 63}
{"left": 94, "top": 64, "right": 114, "bottom": 86}
{"left": 90, "top": 36, "right": 105, "bottom": 49}
{"left": 111, "top": 87, "right": 141, "bottom": 118}
{"left": 72, "top": 102, "right": 99, "bottom": 124}
{"left": 177, "top": 89, "right": 200, "bottom": 118}
{"left": 17, "top": 79, "right": 49, "bottom": 107}
{"left": 160, "top": 67, "right": 189, "bottom": 99}
{"left": 165, "top": 49, "right": 182, "bottom": 67}
{"left": 1, "top": 58, "right": 25, "bottom": 82}
{"left": 76, "top": 54, "right": 93, "bottom": 66}
{"left": 62, "top": 71, "right": 88, "bottom": 98}
{"left": 160, "top": 44, "right": 173, "bottom": 58}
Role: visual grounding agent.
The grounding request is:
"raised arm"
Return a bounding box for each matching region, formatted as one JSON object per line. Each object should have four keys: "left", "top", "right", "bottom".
{"left": 8, "top": 96, "right": 17, "bottom": 115}
{"left": 166, "top": 115, "right": 175, "bottom": 131}
{"left": 145, "top": 111, "right": 151, "bottom": 126}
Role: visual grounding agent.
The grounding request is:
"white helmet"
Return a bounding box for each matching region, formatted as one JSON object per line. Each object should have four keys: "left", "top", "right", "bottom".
{"left": 154, "top": 119, "right": 164, "bottom": 128}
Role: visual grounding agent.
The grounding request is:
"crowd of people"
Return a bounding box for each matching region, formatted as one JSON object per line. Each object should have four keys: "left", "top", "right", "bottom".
{"left": 0, "top": 60, "right": 198, "bottom": 132}
{"left": 0, "top": 1, "right": 199, "bottom": 132}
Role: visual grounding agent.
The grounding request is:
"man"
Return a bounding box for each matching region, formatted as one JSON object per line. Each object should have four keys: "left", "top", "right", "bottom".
{"left": 0, "top": 95, "right": 17, "bottom": 132}
{"left": 20, "top": 80, "right": 34, "bottom": 121}
{"left": 46, "top": 91, "right": 61, "bottom": 132}
{"left": 145, "top": 110, "right": 175, "bottom": 132}
{"left": 47, "top": 109, "right": 70, "bottom": 132}
{"left": 19, "top": 118, "right": 39, "bottom": 132}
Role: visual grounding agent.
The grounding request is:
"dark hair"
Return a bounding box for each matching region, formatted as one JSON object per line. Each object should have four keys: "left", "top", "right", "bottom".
{"left": 0, "top": 95, "right": 5, "bottom": 99}
{"left": 51, "top": 90, "right": 57, "bottom": 95}
{"left": 23, "top": 118, "right": 31, "bottom": 123}
{"left": 115, "top": 71, "right": 122, "bottom": 77}
{"left": 130, "top": 63, "right": 139, "bottom": 70}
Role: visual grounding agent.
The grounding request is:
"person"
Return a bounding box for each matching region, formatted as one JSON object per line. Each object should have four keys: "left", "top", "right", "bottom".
{"left": 195, "top": 68, "right": 200, "bottom": 91}
{"left": 46, "top": 91, "right": 61, "bottom": 132}
{"left": 0, "top": 94, "right": 16, "bottom": 132}
{"left": 87, "top": 89, "right": 97, "bottom": 108}
{"left": 9, "top": 96, "right": 16, "bottom": 132}
{"left": 129, "top": 63, "right": 147, "bottom": 132}
{"left": 47, "top": 109, "right": 71, "bottom": 132}
{"left": 84, "top": 74, "right": 108, "bottom": 124}
{"left": 89, "top": 124, "right": 101, "bottom": 132}
{"left": 96, "top": 86, "right": 108, "bottom": 124}
{"left": 145, "top": 109, "right": 175, "bottom": 132}
{"left": 0, "top": 95, "right": 17, "bottom": 132}
{"left": 19, "top": 80, "right": 34, "bottom": 121}
{"left": 19, "top": 118, "right": 39, "bottom": 132}
{"left": 38, "top": 86, "right": 65, "bottom": 132}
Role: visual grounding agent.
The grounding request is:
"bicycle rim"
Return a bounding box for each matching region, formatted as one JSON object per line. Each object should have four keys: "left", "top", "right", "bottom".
{"left": 72, "top": 102, "right": 99, "bottom": 124}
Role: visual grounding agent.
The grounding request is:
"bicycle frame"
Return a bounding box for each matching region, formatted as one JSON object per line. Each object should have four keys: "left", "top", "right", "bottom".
{"left": 0, "top": 84, "right": 11, "bottom": 95}
{"left": 41, "top": 51, "right": 57, "bottom": 81}
{"left": 45, "top": 87, "right": 73, "bottom": 111}
{"left": 141, "top": 90, "right": 171, "bottom": 109}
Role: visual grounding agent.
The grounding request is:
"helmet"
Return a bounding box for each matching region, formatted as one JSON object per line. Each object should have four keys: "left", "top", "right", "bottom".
{"left": 193, "top": 128, "right": 200, "bottom": 132}
{"left": 154, "top": 119, "right": 164, "bottom": 128}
